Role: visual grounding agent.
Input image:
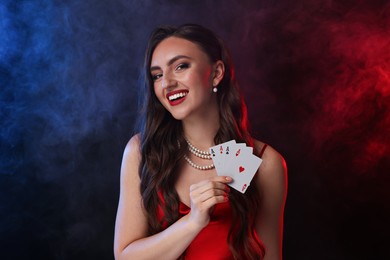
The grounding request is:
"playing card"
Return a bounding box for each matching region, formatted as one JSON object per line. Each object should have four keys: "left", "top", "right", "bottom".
{"left": 209, "top": 140, "right": 236, "bottom": 174}
{"left": 229, "top": 152, "right": 262, "bottom": 193}
{"left": 231, "top": 143, "right": 253, "bottom": 159}
{"left": 210, "top": 140, "right": 262, "bottom": 193}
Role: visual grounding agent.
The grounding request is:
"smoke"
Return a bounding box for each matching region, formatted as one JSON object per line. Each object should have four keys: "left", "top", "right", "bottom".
{"left": 0, "top": 0, "right": 141, "bottom": 258}
{"left": 224, "top": 1, "right": 390, "bottom": 258}
{"left": 307, "top": 2, "right": 390, "bottom": 173}
{"left": 229, "top": 1, "right": 390, "bottom": 174}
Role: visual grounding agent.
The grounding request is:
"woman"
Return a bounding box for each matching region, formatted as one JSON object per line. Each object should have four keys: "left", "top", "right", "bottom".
{"left": 114, "top": 24, "right": 287, "bottom": 260}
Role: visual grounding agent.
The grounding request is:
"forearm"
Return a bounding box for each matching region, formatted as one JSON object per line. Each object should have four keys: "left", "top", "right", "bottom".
{"left": 115, "top": 214, "right": 202, "bottom": 260}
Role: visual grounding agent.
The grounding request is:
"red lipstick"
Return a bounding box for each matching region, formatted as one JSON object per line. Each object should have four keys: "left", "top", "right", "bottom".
{"left": 166, "top": 89, "right": 189, "bottom": 106}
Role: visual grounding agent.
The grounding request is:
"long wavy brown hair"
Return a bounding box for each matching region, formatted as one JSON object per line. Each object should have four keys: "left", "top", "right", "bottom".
{"left": 137, "top": 24, "right": 265, "bottom": 259}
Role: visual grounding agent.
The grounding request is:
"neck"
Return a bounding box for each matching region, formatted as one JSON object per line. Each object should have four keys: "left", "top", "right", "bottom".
{"left": 182, "top": 106, "right": 219, "bottom": 150}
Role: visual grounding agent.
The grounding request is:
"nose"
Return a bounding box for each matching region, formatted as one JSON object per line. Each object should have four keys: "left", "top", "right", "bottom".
{"left": 161, "top": 72, "right": 177, "bottom": 89}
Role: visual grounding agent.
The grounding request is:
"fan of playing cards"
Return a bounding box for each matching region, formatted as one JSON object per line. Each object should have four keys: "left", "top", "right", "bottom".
{"left": 209, "top": 140, "right": 262, "bottom": 194}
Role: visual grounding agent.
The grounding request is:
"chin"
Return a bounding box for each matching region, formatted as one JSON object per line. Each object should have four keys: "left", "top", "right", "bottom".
{"left": 168, "top": 109, "right": 191, "bottom": 121}
{"left": 170, "top": 113, "right": 187, "bottom": 121}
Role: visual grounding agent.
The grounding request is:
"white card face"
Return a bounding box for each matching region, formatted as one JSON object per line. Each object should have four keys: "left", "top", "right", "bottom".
{"left": 229, "top": 153, "right": 262, "bottom": 193}
{"left": 223, "top": 143, "right": 248, "bottom": 172}
{"left": 210, "top": 140, "right": 262, "bottom": 193}
{"left": 209, "top": 140, "right": 236, "bottom": 175}
{"left": 231, "top": 143, "right": 253, "bottom": 158}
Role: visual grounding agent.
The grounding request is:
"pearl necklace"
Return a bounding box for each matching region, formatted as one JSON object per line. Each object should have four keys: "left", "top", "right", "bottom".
{"left": 184, "top": 155, "right": 215, "bottom": 170}
{"left": 184, "top": 139, "right": 214, "bottom": 171}
{"left": 185, "top": 139, "right": 212, "bottom": 159}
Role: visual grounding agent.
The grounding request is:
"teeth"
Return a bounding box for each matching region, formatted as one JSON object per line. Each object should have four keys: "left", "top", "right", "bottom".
{"left": 168, "top": 92, "right": 187, "bottom": 101}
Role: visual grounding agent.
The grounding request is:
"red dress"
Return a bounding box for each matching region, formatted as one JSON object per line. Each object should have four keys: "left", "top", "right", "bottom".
{"left": 157, "top": 195, "right": 242, "bottom": 259}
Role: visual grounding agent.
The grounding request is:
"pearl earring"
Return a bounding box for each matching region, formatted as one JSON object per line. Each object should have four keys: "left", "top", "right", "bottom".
{"left": 213, "top": 87, "right": 218, "bottom": 93}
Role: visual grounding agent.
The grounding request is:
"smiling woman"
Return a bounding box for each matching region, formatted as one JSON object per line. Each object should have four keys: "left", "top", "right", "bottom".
{"left": 114, "top": 24, "right": 287, "bottom": 260}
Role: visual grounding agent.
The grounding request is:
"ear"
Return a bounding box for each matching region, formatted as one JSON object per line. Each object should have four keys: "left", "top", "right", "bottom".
{"left": 212, "top": 60, "right": 225, "bottom": 87}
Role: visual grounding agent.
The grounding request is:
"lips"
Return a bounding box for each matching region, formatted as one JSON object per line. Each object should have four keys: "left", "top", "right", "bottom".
{"left": 166, "top": 89, "right": 189, "bottom": 106}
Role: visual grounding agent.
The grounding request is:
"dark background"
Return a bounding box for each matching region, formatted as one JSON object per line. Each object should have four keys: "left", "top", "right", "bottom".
{"left": 1, "top": 0, "right": 389, "bottom": 259}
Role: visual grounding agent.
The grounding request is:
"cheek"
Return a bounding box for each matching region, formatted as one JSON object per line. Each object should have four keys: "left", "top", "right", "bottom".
{"left": 191, "top": 68, "right": 212, "bottom": 88}
{"left": 203, "top": 68, "right": 213, "bottom": 86}
{"left": 153, "top": 85, "right": 165, "bottom": 103}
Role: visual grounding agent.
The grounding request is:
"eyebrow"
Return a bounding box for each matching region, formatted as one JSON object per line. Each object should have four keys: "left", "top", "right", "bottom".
{"left": 150, "top": 55, "right": 192, "bottom": 72}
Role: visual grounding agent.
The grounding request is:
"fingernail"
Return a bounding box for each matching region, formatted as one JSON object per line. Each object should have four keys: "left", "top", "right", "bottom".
{"left": 225, "top": 177, "right": 232, "bottom": 181}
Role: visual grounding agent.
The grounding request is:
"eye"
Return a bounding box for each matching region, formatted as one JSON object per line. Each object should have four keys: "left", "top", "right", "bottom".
{"left": 151, "top": 73, "right": 162, "bottom": 81}
{"left": 176, "top": 63, "right": 190, "bottom": 71}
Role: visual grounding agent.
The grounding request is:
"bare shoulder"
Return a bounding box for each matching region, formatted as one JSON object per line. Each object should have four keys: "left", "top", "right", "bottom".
{"left": 120, "top": 134, "right": 142, "bottom": 186}
{"left": 123, "top": 134, "right": 141, "bottom": 161}
{"left": 253, "top": 139, "right": 288, "bottom": 197}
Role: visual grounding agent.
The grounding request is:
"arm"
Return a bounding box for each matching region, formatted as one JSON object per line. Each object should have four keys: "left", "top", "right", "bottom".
{"left": 254, "top": 142, "right": 288, "bottom": 260}
{"left": 113, "top": 135, "right": 231, "bottom": 260}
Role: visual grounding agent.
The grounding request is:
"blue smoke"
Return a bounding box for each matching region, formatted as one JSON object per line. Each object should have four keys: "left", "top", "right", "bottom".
{"left": 1, "top": 0, "right": 139, "bottom": 177}
{"left": 0, "top": 0, "right": 142, "bottom": 258}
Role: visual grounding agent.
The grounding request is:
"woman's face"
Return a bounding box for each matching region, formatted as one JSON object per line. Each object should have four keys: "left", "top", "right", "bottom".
{"left": 150, "top": 36, "right": 222, "bottom": 121}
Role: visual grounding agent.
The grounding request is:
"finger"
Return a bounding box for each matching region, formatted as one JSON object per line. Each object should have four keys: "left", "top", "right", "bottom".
{"left": 190, "top": 180, "right": 229, "bottom": 195}
{"left": 208, "top": 176, "right": 233, "bottom": 184}
{"left": 191, "top": 191, "right": 228, "bottom": 211}
{"left": 190, "top": 183, "right": 230, "bottom": 209}
{"left": 201, "top": 193, "right": 229, "bottom": 209}
{"left": 190, "top": 176, "right": 232, "bottom": 191}
{"left": 197, "top": 188, "right": 227, "bottom": 203}
{"left": 190, "top": 180, "right": 222, "bottom": 191}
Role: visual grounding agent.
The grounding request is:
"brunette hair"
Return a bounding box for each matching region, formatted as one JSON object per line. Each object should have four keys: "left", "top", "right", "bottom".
{"left": 138, "top": 24, "right": 265, "bottom": 259}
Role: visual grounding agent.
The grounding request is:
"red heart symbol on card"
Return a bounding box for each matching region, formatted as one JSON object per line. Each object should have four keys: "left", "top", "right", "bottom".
{"left": 239, "top": 166, "right": 245, "bottom": 173}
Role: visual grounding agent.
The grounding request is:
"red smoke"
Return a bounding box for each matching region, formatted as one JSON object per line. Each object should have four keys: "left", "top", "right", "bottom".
{"left": 308, "top": 5, "right": 390, "bottom": 173}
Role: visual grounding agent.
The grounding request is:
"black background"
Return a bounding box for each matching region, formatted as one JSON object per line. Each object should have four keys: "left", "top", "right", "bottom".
{"left": 1, "top": 0, "right": 389, "bottom": 259}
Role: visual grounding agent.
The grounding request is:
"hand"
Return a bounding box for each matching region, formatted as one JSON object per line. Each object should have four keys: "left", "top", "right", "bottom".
{"left": 187, "top": 176, "right": 232, "bottom": 230}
